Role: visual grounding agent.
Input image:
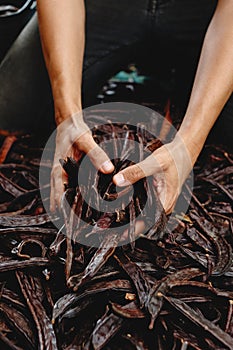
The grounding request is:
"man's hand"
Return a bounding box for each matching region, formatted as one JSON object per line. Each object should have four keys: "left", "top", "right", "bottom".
{"left": 113, "top": 137, "right": 193, "bottom": 214}
{"left": 50, "top": 114, "right": 114, "bottom": 212}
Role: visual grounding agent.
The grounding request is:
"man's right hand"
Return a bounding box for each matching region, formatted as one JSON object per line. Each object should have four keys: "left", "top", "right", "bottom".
{"left": 50, "top": 113, "right": 114, "bottom": 212}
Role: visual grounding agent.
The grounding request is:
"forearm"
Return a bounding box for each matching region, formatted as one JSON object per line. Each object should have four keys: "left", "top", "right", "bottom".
{"left": 37, "top": 0, "right": 85, "bottom": 124}
{"left": 177, "top": 0, "right": 233, "bottom": 162}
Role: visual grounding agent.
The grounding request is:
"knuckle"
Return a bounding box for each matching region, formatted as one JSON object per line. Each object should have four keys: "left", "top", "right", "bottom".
{"left": 121, "top": 165, "right": 142, "bottom": 184}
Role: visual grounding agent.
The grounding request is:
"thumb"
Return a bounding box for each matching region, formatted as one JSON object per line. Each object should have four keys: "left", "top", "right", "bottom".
{"left": 113, "top": 153, "right": 161, "bottom": 187}
{"left": 58, "top": 113, "right": 114, "bottom": 174}
{"left": 85, "top": 140, "right": 114, "bottom": 174}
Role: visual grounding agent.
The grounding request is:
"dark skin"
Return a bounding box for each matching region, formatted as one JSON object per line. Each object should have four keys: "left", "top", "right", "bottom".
{"left": 37, "top": 0, "right": 233, "bottom": 215}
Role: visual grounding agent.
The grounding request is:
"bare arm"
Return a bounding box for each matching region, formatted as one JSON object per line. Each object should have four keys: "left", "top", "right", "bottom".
{"left": 37, "top": 0, "right": 85, "bottom": 123}
{"left": 37, "top": 0, "right": 114, "bottom": 211}
{"left": 114, "top": 0, "right": 233, "bottom": 213}
{"left": 178, "top": 0, "right": 233, "bottom": 162}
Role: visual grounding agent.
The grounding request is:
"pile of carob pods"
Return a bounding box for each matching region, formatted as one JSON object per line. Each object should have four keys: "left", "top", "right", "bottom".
{"left": 0, "top": 106, "right": 232, "bottom": 350}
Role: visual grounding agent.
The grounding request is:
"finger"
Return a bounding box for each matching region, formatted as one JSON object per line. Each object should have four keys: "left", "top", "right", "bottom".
{"left": 50, "top": 164, "right": 67, "bottom": 211}
{"left": 50, "top": 179, "right": 64, "bottom": 212}
{"left": 85, "top": 140, "right": 114, "bottom": 174}
{"left": 121, "top": 220, "right": 145, "bottom": 242}
{"left": 54, "top": 184, "right": 64, "bottom": 211}
{"left": 113, "top": 153, "right": 162, "bottom": 187}
{"left": 64, "top": 121, "right": 114, "bottom": 173}
{"left": 55, "top": 172, "right": 67, "bottom": 210}
{"left": 155, "top": 177, "right": 176, "bottom": 215}
{"left": 154, "top": 176, "right": 166, "bottom": 207}
{"left": 50, "top": 176, "right": 56, "bottom": 213}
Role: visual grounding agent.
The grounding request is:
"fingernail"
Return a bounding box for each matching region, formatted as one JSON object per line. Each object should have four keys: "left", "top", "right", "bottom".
{"left": 114, "top": 173, "right": 126, "bottom": 186}
{"left": 101, "top": 160, "right": 113, "bottom": 172}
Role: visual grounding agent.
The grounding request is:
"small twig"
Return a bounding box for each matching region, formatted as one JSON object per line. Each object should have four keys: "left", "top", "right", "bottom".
{"left": 0, "top": 135, "right": 17, "bottom": 163}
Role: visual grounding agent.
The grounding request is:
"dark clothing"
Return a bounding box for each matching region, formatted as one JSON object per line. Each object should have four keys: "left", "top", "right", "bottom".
{"left": 0, "top": 0, "right": 232, "bottom": 145}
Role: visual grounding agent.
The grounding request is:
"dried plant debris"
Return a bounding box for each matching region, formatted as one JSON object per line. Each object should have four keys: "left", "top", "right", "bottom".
{"left": 0, "top": 112, "right": 232, "bottom": 350}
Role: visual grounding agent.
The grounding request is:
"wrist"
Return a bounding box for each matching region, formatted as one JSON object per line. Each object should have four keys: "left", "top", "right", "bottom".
{"left": 54, "top": 98, "right": 82, "bottom": 125}
{"left": 174, "top": 131, "right": 204, "bottom": 166}
{"left": 175, "top": 112, "right": 211, "bottom": 164}
{"left": 52, "top": 81, "right": 82, "bottom": 125}
{"left": 170, "top": 128, "right": 205, "bottom": 168}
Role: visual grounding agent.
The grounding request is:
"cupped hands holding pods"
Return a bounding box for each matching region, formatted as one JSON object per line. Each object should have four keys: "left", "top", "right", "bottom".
{"left": 37, "top": 0, "right": 233, "bottom": 215}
